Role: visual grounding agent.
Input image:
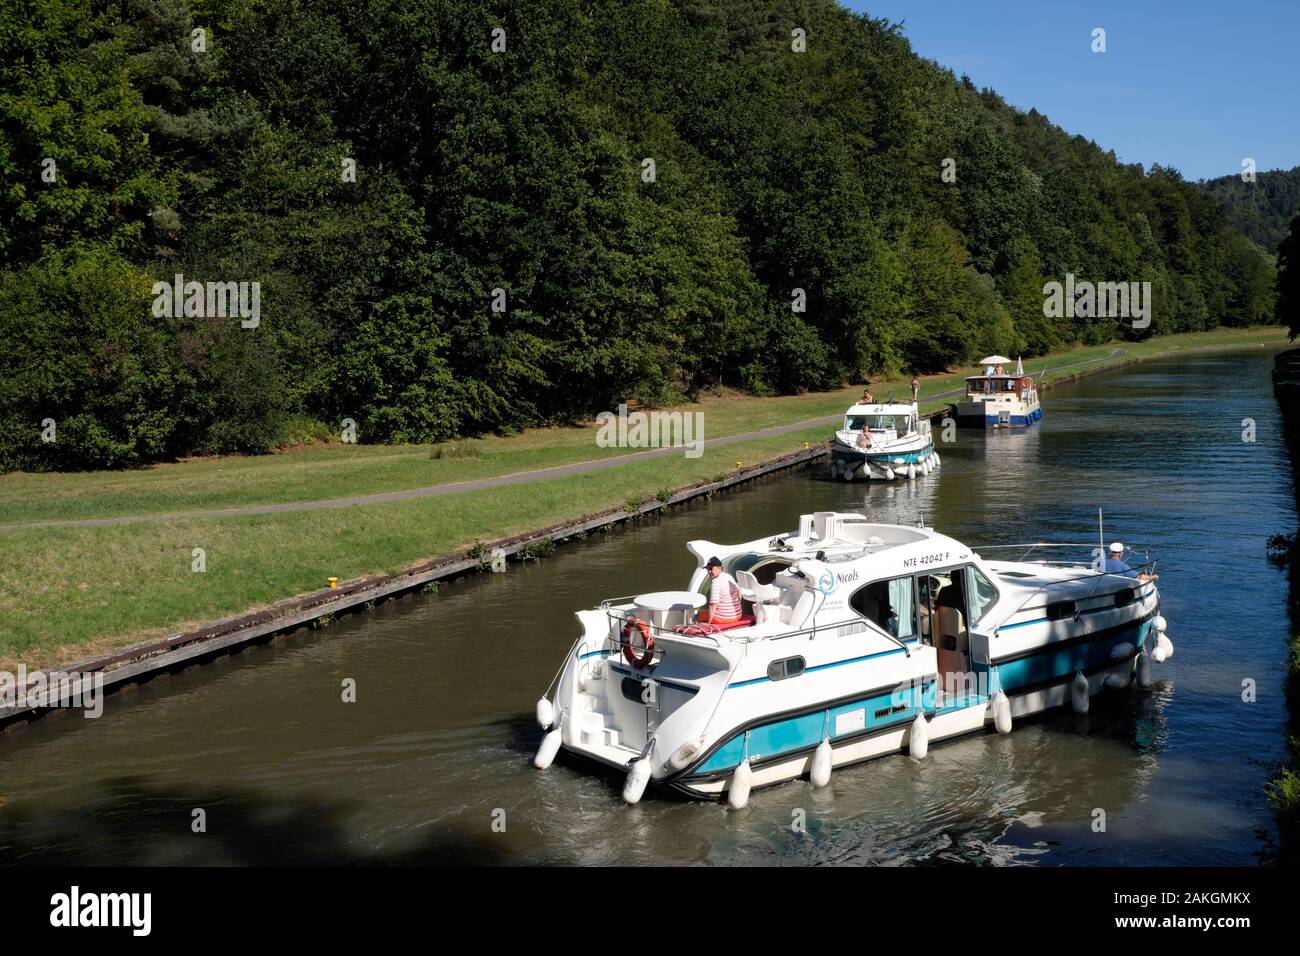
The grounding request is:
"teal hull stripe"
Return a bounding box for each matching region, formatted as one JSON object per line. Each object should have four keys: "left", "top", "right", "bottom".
{"left": 864, "top": 449, "right": 933, "bottom": 464}
{"left": 694, "top": 682, "right": 929, "bottom": 775}
{"left": 994, "top": 620, "right": 1146, "bottom": 693}
{"left": 696, "top": 621, "right": 1150, "bottom": 776}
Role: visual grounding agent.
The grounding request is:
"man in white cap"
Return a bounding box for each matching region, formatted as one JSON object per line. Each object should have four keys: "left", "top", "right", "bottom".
{"left": 1103, "top": 542, "right": 1158, "bottom": 581}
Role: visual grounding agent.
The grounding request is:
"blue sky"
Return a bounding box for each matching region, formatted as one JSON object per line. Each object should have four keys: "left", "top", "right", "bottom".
{"left": 844, "top": 1, "right": 1299, "bottom": 181}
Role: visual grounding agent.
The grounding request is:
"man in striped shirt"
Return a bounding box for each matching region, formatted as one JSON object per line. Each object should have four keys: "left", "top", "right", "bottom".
{"left": 699, "top": 556, "right": 743, "bottom": 625}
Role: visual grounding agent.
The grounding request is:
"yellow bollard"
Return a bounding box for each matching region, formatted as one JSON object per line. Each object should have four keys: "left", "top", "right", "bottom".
{"left": 735, "top": 460, "right": 742, "bottom": 469}
{"left": 803, "top": 442, "right": 810, "bottom": 449}
{"left": 327, "top": 576, "right": 338, "bottom": 589}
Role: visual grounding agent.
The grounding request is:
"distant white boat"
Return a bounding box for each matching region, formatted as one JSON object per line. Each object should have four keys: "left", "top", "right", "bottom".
{"left": 956, "top": 356, "right": 1043, "bottom": 427}
{"left": 830, "top": 400, "right": 938, "bottom": 481}
{"left": 532, "top": 511, "right": 1170, "bottom": 805}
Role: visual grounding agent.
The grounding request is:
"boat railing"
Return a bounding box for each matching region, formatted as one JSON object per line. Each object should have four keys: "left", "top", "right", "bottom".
{"left": 601, "top": 602, "right": 905, "bottom": 665}
{"left": 601, "top": 605, "right": 726, "bottom": 652}
{"left": 975, "top": 541, "right": 1155, "bottom": 567}
{"left": 974, "top": 543, "right": 1158, "bottom": 633}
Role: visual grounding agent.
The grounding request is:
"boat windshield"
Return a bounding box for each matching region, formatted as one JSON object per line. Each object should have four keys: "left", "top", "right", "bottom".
{"left": 847, "top": 414, "right": 899, "bottom": 431}
{"left": 967, "top": 378, "right": 1017, "bottom": 394}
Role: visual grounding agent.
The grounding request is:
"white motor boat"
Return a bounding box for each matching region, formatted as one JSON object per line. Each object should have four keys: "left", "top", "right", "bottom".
{"left": 956, "top": 356, "right": 1042, "bottom": 428}
{"left": 830, "top": 400, "right": 938, "bottom": 481}
{"left": 532, "top": 512, "right": 1171, "bottom": 806}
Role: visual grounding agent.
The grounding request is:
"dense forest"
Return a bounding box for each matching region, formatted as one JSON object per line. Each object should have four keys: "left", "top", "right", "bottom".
{"left": 1201, "top": 166, "right": 1300, "bottom": 253}
{"left": 0, "top": 0, "right": 1280, "bottom": 471}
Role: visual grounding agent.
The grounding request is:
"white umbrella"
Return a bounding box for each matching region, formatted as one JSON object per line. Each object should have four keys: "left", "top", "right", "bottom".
{"left": 978, "top": 355, "right": 1012, "bottom": 366}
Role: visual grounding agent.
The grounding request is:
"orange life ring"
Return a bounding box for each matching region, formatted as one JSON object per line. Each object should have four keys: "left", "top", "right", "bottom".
{"left": 1018, "top": 376, "right": 1032, "bottom": 391}
{"left": 621, "top": 617, "right": 655, "bottom": 668}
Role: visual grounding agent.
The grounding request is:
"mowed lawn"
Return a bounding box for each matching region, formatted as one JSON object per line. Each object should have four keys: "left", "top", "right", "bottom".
{"left": 0, "top": 326, "right": 1288, "bottom": 668}
{"left": 0, "top": 427, "right": 832, "bottom": 669}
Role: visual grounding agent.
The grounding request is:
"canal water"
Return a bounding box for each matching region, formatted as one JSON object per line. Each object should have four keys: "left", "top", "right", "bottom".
{"left": 0, "top": 351, "right": 1292, "bottom": 866}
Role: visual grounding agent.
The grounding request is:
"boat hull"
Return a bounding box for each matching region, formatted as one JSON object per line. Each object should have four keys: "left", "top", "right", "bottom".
{"left": 830, "top": 438, "right": 936, "bottom": 479}
{"left": 955, "top": 402, "right": 1043, "bottom": 428}
{"left": 667, "top": 649, "right": 1140, "bottom": 799}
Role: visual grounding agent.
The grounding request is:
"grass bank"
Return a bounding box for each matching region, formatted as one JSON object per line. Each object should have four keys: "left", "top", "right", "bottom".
{"left": 0, "top": 326, "right": 1286, "bottom": 527}
{"left": 0, "top": 325, "right": 1288, "bottom": 669}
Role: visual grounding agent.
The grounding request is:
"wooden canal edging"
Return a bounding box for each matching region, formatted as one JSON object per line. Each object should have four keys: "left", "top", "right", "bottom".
{"left": 0, "top": 444, "right": 829, "bottom": 731}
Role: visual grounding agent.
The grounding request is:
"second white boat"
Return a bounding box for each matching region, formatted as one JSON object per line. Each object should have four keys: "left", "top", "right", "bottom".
{"left": 830, "top": 399, "right": 938, "bottom": 481}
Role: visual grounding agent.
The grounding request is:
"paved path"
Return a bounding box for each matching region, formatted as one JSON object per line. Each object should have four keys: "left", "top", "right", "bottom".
{"left": 0, "top": 349, "right": 1124, "bottom": 533}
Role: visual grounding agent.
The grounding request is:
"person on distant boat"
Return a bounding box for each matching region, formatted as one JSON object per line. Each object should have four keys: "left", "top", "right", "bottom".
{"left": 911, "top": 376, "right": 920, "bottom": 401}
{"left": 861, "top": 387, "right": 874, "bottom": 403}
{"left": 699, "top": 556, "right": 743, "bottom": 625}
{"left": 1103, "top": 542, "right": 1159, "bottom": 581}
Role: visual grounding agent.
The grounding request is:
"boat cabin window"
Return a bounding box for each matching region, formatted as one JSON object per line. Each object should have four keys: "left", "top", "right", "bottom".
{"left": 966, "top": 566, "right": 999, "bottom": 625}
{"left": 767, "top": 656, "right": 806, "bottom": 681}
{"left": 850, "top": 576, "right": 918, "bottom": 640}
{"left": 1046, "top": 600, "right": 1076, "bottom": 621}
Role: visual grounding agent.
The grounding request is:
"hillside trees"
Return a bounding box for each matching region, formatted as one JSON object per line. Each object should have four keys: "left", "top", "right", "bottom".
{"left": 0, "top": 0, "right": 1281, "bottom": 470}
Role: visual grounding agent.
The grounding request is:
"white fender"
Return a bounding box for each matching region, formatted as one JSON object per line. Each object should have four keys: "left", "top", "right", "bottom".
{"left": 1137, "top": 647, "right": 1152, "bottom": 688}
{"left": 932, "top": 452, "right": 940, "bottom": 469}
{"left": 992, "top": 690, "right": 1012, "bottom": 734}
{"left": 622, "top": 757, "right": 652, "bottom": 805}
{"left": 908, "top": 713, "right": 929, "bottom": 760}
{"left": 810, "top": 738, "right": 833, "bottom": 787}
{"left": 1105, "top": 671, "right": 1129, "bottom": 690}
{"left": 533, "top": 728, "right": 562, "bottom": 770}
{"left": 829, "top": 463, "right": 839, "bottom": 480}
{"left": 843, "top": 465, "right": 854, "bottom": 482}
{"left": 884, "top": 467, "right": 896, "bottom": 481}
{"left": 907, "top": 464, "right": 917, "bottom": 479}
{"left": 1110, "top": 642, "right": 1135, "bottom": 661}
{"left": 1153, "top": 614, "right": 1167, "bottom": 633}
{"left": 1154, "top": 633, "right": 1173, "bottom": 662}
{"left": 727, "top": 760, "right": 753, "bottom": 809}
{"left": 536, "top": 697, "right": 554, "bottom": 729}
{"left": 1071, "top": 671, "right": 1090, "bottom": 714}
